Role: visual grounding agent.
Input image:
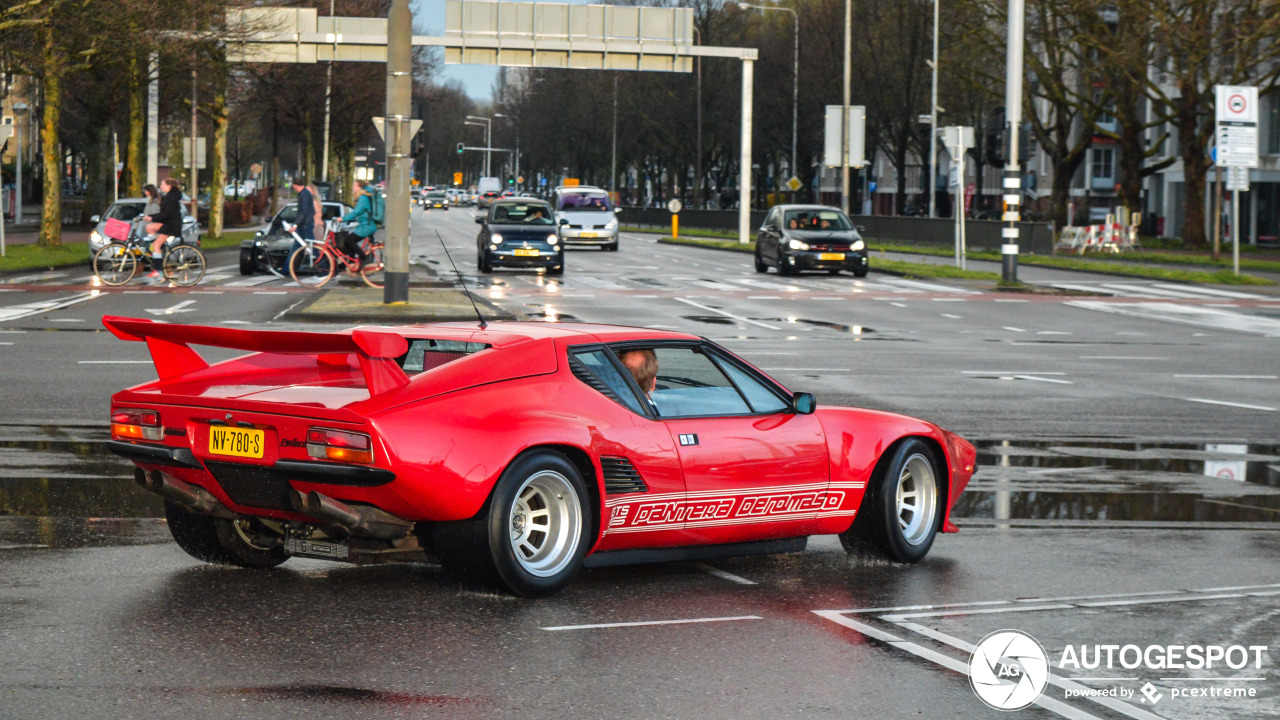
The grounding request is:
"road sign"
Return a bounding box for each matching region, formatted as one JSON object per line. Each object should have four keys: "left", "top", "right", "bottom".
{"left": 517, "top": 176, "right": 524, "bottom": 184}
{"left": 372, "top": 117, "right": 423, "bottom": 142}
{"left": 1226, "top": 167, "right": 1250, "bottom": 192}
{"left": 786, "top": 176, "right": 802, "bottom": 192}
{"left": 824, "top": 105, "right": 866, "bottom": 168}
{"left": 1215, "top": 85, "right": 1258, "bottom": 168}
{"left": 181, "top": 137, "right": 207, "bottom": 169}
{"left": 453, "top": 172, "right": 463, "bottom": 185}
{"left": 942, "top": 126, "right": 975, "bottom": 151}
{"left": 563, "top": 178, "right": 580, "bottom": 187}
{"left": 667, "top": 198, "right": 683, "bottom": 214}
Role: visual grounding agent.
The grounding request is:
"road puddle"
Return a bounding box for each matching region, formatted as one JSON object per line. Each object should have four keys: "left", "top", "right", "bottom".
{"left": 956, "top": 439, "right": 1280, "bottom": 523}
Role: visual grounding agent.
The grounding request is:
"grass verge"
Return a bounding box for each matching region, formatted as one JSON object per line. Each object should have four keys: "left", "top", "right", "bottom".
{"left": 657, "top": 236, "right": 999, "bottom": 280}
{"left": 204, "top": 229, "right": 257, "bottom": 250}
{"left": 0, "top": 241, "right": 90, "bottom": 272}
{"left": 625, "top": 225, "right": 757, "bottom": 243}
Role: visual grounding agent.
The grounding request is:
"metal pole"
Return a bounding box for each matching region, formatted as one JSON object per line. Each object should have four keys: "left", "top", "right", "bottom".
{"left": 790, "top": 8, "right": 798, "bottom": 203}
{"left": 486, "top": 120, "right": 491, "bottom": 177}
{"left": 611, "top": 73, "right": 618, "bottom": 192}
{"left": 190, "top": 56, "right": 198, "bottom": 216}
{"left": 113, "top": 131, "right": 119, "bottom": 203}
{"left": 13, "top": 107, "right": 23, "bottom": 225}
{"left": 1001, "top": 0, "right": 1024, "bottom": 284}
{"left": 321, "top": 0, "right": 335, "bottom": 183}
{"left": 383, "top": 0, "right": 413, "bottom": 304}
{"left": 1232, "top": 188, "right": 1240, "bottom": 277}
{"left": 929, "top": 0, "right": 939, "bottom": 218}
{"left": 840, "top": 0, "right": 851, "bottom": 213}
{"left": 147, "top": 53, "right": 159, "bottom": 186}
{"left": 739, "top": 58, "right": 754, "bottom": 244}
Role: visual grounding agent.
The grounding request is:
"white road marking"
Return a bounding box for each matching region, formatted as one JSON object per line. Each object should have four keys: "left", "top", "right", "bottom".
{"left": 674, "top": 298, "right": 778, "bottom": 329}
{"left": 880, "top": 277, "right": 977, "bottom": 294}
{"left": 747, "top": 296, "right": 781, "bottom": 300}
{"left": 1174, "top": 374, "right": 1276, "bottom": 379}
{"left": 940, "top": 313, "right": 962, "bottom": 319}
{"left": 146, "top": 299, "right": 197, "bottom": 316}
{"left": 222, "top": 276, "right": 280, "bottom": 287}
{"left": 49, "top": 318, "right": 84, "bottom": 323}
{"left": 994, "top": 298, "right": 1029, "bottom": 303}
{"left": 1185, "top": 398, "right": 1277, "bottom": 412}
{"left": 1014, "top": 375, "right": 1074, "bottom": 384}
{"left": 0, "top": 292, "right": 97, "bottom": 322}
{"left": 122, "top": 290, "right": 160, "bottom": 294}
{"left": 692, "top": 563, "right": 757, "bottom": 585}
{"left": 0, "top": 342, "right": 12, "bottom": 345}
{"left": 890, "top": 302, "right": 906, "bottom": 308}
{"left": 962, "top": 371, "right": 1066, "bottom": 375}
{"left": 79, "top": 360, "right": 151, "bottom": 364}
{"left": 188, "top": 290, "right": 224, "bottom": 295}
{"left": 1003, "top": 326, "right": 1026, "bottom": 332}
{"left": 1079, "top": 356, "right": 1167, "bottom": 361}
{"left": 1150, "top": 283, "right": 1265, "bottom": 299}
{"left": 204, "top": 264, "right": 240, "bottom": 274}
{"left": 1038, "top": 330, "right": 1071, "bottom": 335}
{"left": 253, "top": 291, "right": 288, "bottom": 295}
{"left": 931, "top": 297, "right": 967, "bottom": 302}
{"left": 1068, "top": 300, "right": 1280, "bottom": 336}
{"left": 542, "top": 615, "right": 762, "bottom": 631}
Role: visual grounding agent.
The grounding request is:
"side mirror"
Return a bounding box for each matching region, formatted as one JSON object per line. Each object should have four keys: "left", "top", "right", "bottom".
{"left": 559, "top": 218, "right": 569, "bottom": 226}
{"left": 90, "top": 214, "right": 101, "bottom": 223}
{"left": 614, "top": 207, "right": 622, "bottom": 214}
{"left": 792, "top": 392, "right": 816, "bottom": 415}
{"left": 856, "top": 225, "right": 866, "bottom": 234}
{"left": 474, "top": 216, "right": 485, "bottom": 224}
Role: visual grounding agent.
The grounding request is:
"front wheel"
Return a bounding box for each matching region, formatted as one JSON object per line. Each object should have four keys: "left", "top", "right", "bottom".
{"left": 839, "top": 438, "right": 943, "bottom": 563}
{"left": 360, "top": 243, "right": 385, "bottom": 288}
{"left": 485, "top": 451, "right": 592, "bottom": 597}
{"left": 164, "top": 501, "right": 288, "bottom": 568}
{"left": 853, "top": 267, "right": 869, "bottom": 278}
{"left": 238, "top": 247, "right": 256, "bottom": 275}
{"left": 289, "top": 244, "right": 335, "bottom": 287}
{"left": 163, "top": 244, "right": 206, "bottom": 286}
{"left": 93, "top": 243, "right": 137, "bottom": 286}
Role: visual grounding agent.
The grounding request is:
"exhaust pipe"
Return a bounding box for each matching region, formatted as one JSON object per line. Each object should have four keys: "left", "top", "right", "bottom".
{"left": 136, "top": 468, "right": 232, "bottom": 518}
{"left": 289, "top": 490, "right": 411, "bottom": 540}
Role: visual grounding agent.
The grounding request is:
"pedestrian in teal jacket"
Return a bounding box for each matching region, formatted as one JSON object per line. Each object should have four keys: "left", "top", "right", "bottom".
{"left": 340, "top": 179, "right": 377, "bottom": 264}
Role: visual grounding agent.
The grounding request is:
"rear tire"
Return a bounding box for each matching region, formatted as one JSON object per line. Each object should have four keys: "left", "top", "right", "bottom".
{"left": 93, "top": 243, "right": 137, "bottom": 286}
{"left": 163, "top": 244, "right": 206, "bottom": 287}
{"left": 754, "top": 247, "right": 768, "bottom": 273}
{"left": 839, "top": 438, "right": 943, "bottom": 563}
{"left": 289, "top": 244, "right": 335, "bottom": 287}
{"left": 360, "top": 243, "right": 385, "bottom": 288}
{"left": 164, "top": 500, "right": 288, "bottom": 568}
{"left": 485, "top": 451, "right": 591, "bottom": 597}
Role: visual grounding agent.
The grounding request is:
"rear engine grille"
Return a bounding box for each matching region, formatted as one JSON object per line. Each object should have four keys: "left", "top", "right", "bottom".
{"left": 600, "top": 456, "right": 647, "bottom": 495}
{"left": 205, "top": 460, "right": 294, "bottom": 510}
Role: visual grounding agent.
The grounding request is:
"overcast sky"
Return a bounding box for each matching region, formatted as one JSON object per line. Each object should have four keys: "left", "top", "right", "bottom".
{"left": 411, "top": 0, "right": 595, "bottom": 101}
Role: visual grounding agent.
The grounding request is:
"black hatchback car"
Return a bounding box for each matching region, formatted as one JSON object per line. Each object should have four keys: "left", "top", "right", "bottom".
{"left": 475, "top": 198, "right": 565, "bottom": 275}
{"left": 755, "top": 204, "right": 869, "bottom": 277}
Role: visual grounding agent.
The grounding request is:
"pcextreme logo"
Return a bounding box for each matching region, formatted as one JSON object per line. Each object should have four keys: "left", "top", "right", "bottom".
{"left": 969, "top": 630, "right": 1050, "bottom": 711}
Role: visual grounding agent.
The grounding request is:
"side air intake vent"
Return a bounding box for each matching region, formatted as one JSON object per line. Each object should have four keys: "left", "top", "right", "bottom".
{"left": 600, "top": 456, "right": 647, "bottom": 495}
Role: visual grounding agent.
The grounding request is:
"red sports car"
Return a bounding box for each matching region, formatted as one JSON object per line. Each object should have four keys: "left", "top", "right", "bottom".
{"left": 105, "top": 316, "right": 976, "bottom": 597}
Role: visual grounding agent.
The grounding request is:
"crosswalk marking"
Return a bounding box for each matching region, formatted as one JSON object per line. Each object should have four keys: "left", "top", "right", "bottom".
{"left": 1067, "top": 300, "right": 1280, "bottom": 336}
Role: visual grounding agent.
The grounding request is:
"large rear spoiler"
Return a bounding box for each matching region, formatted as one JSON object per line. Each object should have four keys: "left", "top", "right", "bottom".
{"left": 102, "top": 316, "right": 410, "bottom": 395}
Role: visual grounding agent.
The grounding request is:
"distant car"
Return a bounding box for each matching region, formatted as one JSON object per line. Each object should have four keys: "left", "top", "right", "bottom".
{"left": 241, "top": 201, "right": 352, "bottom": 275}
{"left": 103, "top": 316, "right": 975, "bottom": 597}
{"left": 421, "top": 190, "right": 449, "bottom": 210}
{"left": 476, "top": 198, "right": 564, "bottom": 275}
{"left": 477, "top": 191, "right": 501, "bottom": 209}
{"left": 755, "top": 204, "right": 869, "bottom": 277}
{"left": 89, "top": 198, "right": 201, "bottom": 258}
{"left": 552, "top": 185, "right": 620, "bottom": 251}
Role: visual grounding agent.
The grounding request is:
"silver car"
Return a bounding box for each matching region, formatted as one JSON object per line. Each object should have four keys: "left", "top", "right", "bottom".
{"left": 88, "top": 198, "right": 201, "bottom": 257}
{"left": 552, "top": 186, "right": 620, "bottom": 250}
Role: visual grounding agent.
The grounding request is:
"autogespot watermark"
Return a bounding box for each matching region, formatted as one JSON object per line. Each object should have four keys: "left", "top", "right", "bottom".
{"left": 969, "top": 630, "right": 1271, "bottom": 710}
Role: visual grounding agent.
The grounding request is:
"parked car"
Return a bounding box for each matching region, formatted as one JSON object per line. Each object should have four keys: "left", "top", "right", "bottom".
{"left": 476, "top": 198, "right": 563, "bottom": 275}
{"left": 754, "top": 204, "right": 869, "bottom": 277}
{"left": 104, "top": 316, "right": 975, "bottom": 597}
{"left": 89, "top": 198, "right": 202, "bottom": 258}
{"left": 552, "top": 185, "right": 620, "bottom": 250}
{"left": 241, "top": 201, "right": 352, "bottom": 275}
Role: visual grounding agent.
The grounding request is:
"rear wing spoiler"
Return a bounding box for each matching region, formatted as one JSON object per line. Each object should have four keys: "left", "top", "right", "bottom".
{"left": 102, "top": 316, "right": 410, "bottom": 395}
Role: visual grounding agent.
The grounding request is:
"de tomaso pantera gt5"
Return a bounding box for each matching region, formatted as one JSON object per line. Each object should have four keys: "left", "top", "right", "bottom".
{"left": 105, "top": 316, "right": 975, "bottom": 597}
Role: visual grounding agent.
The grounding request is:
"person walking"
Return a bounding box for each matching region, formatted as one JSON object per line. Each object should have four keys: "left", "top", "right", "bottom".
{"left": 291, "top": 175, "right": 316, "bottom": 242}
{"left": 339, "top": 179, "right": 378, "bottom": 270}
{"left": 143, "top": 178, "right": 184, "bottom": 278}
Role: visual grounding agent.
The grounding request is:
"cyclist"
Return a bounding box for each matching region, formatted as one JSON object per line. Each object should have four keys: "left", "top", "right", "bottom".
{"left": 143, "top": 178, "right": 183, "bottom": 278}
{"left": 339, "top": 179, "right": 377, "bottom": 270}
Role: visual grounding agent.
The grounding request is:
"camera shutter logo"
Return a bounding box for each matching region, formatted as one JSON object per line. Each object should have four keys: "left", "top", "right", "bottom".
{"left": 969, "top": 630, "right": 1050, "bottom": 711}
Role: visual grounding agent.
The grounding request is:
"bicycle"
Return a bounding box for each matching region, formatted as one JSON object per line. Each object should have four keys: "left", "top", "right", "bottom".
{"left": 287, "top": 218, "right": 385, "bottom": 289}
{"left": 92, "top": 218, "right": 206, "bottom": 287}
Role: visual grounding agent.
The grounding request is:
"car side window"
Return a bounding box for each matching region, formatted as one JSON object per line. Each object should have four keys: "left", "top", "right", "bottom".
{"left": 570, "top": 349, "right": 646, "bottom": 415}
{"left": 712, "top": 357, "right": 789, "bottom": 414}
{"left": 650, "top": 347, "right": 751, "bottom": 418}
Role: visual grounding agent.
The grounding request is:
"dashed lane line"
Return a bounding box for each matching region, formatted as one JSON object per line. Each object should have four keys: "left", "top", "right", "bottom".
{"left": 542, "top": 615, "right": 763, "bottom": 631}
{"left": 673, "top": 298, "right": 779, "bottom": 329}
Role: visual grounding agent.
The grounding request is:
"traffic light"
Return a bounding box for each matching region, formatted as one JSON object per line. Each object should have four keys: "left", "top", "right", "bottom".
{"left": 983, "top": 107, "right": 1031, "bottom": 168}
{"left": 456, "top": 142, "right": 464, "bottom": 155}
{"left": 507, "top": 175, "right": 514, "bottom": 185}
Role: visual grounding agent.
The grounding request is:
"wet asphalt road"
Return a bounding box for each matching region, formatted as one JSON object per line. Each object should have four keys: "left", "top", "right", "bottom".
{"left": 1, "top": 206, "right": 1279, "bottom": 719}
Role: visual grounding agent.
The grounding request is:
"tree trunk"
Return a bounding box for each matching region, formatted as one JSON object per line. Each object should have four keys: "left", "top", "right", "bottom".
{"left": 1176, "top": 96, "right": 1207, "bottom": 247}
{"left": 209, "top": 74, "right": 228, "bottom": 238}
{"left": 126, "top": 51, "right": 146, "bottom": 197}
{"left": 83, "top": 124, "right": 109, "bottom": 224}
{"left": 39, "top": 32, "right": 63, "bottom": 247}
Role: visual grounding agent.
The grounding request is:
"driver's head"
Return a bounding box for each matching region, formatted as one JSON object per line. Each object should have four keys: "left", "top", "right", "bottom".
{"left": 618, "top": 349, "right": 658, "bottom": 394}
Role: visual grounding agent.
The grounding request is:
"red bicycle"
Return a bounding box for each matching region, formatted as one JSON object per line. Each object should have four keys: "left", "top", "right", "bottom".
{"left": 287, "top": 219, "right": 385, "bottom": 288}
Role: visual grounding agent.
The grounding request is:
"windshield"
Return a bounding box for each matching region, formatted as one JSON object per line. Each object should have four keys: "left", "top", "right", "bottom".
{"left": 783, "top": 209, "right": 853, "bottom": 231}
{"left": 105, "top": 203, "right": 145, "bottom": 222}
{"left": 427, "top": 192, "right": 446, "bottom": 199}
{"left": 492, "top": 203, "right": 554, "bottom": 225}
{"left": 557, "top": 191, "right": 611, "bottom": 212}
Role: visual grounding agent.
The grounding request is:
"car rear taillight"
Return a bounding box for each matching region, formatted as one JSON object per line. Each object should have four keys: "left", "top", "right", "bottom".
{"left": 306, "top": 427, "right": 374, "bottom": 464}
{"left": 111, "top": 408, "right": 163, "bottom": 441}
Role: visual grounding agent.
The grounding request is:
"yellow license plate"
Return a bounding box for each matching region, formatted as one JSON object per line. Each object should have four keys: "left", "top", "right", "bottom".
{"left": 580, "top": 231, "right": 598, "bottom": 238}
{"left": 818, "top": 252, "right": 846, "bottom": 261}
{"left": 209, "top": 426, "right": 265, "bottom": 459}
{"left": 513, "top": 248, "right": 540, "bottom": 257}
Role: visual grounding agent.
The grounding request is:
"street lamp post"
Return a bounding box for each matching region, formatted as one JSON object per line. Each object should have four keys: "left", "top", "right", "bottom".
{"left": 739, "top": 3, "right": 798, "bottom": 201}
{"left": 465, "top": 115, "right": 492, "bottom": 176}
{"left": 928, "top": 0, "right": 939, "bottom": 218}
{"left": 12, "top": 102, "right": 27, "bottom": 225}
